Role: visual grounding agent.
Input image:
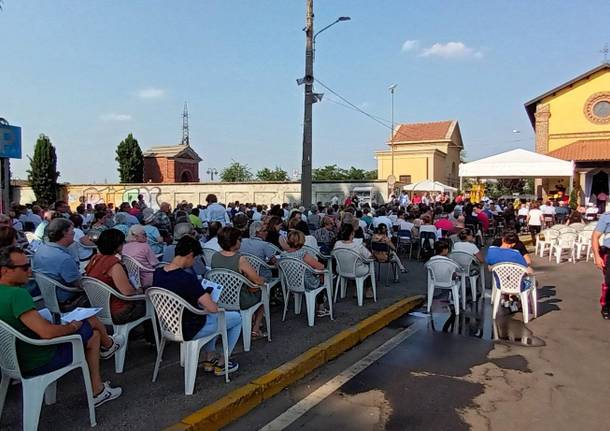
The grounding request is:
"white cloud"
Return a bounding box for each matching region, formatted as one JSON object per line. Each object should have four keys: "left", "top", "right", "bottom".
{"left": 419, "top": 41, "right": 483, "bottom": 59}
{"left": 401, "top": 39, "right": 419, "bottom": 52}
{"left": 99, "top": 113, "right": 132, "bottom": 122}
{"left": 137, "top": 87, "right": 166, "bottom": 99}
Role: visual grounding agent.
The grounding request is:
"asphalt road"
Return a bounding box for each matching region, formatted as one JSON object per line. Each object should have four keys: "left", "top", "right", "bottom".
{"left": 0, "top": 257, "right": 427, "bottom": 431}
{"left": 227, "top": 254, "right": 610, "bottom": 431}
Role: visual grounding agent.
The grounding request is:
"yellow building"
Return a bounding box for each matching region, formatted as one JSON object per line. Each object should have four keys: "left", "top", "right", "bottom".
{"left": 375, "top": 120, "right": 463, "bottom": 188}
{"left": 525, "top": 63, "right": 610, "bottom": 201}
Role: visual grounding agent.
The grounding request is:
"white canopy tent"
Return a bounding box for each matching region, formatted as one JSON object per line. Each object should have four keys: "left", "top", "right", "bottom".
{"left": 459, "top": 148, "right": 574, "bottom": 192}
{"left": 402, "top": 180, "right": 457, "bottom": 195}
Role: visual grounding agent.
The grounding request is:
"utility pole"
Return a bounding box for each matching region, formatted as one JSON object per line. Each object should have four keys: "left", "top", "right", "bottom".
{"left": 301, "top": 0, "right": 314, "bottom": 208}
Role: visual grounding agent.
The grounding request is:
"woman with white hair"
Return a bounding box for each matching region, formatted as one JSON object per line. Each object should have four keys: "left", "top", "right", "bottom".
{"left": 122, "top": 224, "right": 159, "bottom": 287}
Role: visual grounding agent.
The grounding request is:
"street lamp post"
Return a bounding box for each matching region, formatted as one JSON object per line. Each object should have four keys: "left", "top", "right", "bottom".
{"left": 206, "top": 168, "right": 218, "bottom": 181}
{"left": 389, "top": 84, "right": 397, "bottom": 181}
{"left": 300, "top": 0, "right": 350, "bottom": 207}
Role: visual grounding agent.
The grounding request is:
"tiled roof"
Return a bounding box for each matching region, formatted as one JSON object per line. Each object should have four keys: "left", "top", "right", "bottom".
{"left": 143, "top": 144, "right": 202, "bottom": 161}
{"left": 392, "top": 120, "right": 455, "bottom": 142}
{"left": 547, "top": 139, "right": 610, "bottom": 161}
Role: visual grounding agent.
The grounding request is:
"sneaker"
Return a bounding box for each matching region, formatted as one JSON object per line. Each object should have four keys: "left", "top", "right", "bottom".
{"left": 602, "top": 307, "right": 610, "bottom": 320}
{"left": 93, "top": 382, "right": 122, "bottom": 407}
{"left": 100, "top": 334, "right": 125, "bottom": 360}
{"left": 202, "top": 357, "right": 219, "bottom": 372}
{"left": 214, "top": 360, "right": 239, "bottom": 376}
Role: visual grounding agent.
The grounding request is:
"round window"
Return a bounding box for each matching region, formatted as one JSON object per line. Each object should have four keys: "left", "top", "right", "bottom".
{"left": 584, "top": 93, "right": 610, "bottom": 124}
{"left": 593, "top": 100, "right": 610, "bottom": 118}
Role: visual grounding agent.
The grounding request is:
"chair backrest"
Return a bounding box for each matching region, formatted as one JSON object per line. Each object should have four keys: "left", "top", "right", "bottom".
{"left": 550, "top": 225, "right": 564, "bottom": 230}
{"left": 545, "top": 229, "right": 560, "bottom": 240}
{"left": 0, "top": 320, "right": 23, "bottom": 379}
{"left": 424, "top": 256, "right": 460, "bottom": 287}
{"left": 266, "top": 243, "right": 282, "bottom": 256}
{"left": 202, "top": 248, "right": 217, "bottom": 267}
{"left": 332, "top": 248, "right": 366, "bottom": 278}
{"left": 569, "top": 223, "right": 585, "bottom": 231}
{"left": 397, "top": 230, "right": 412, "bottom": 240}
{"left": 205, "top": 269, "right": 248, "bottom": 310}
{"left": 241, "top": 253, "right": 266, "bottom": 275}
{"left": 122, "top": 255, "right": 143, "bottom": 289}
{"left": 33, "top": 272, "right": 64, "bottom": 316}
{"left": 277, "top": 257, "right": 309, "bottom": 293}
{"left": 146, "top": 287, "right": 193, "bottom": 342}
{"left": 80, "top": 276, "right": 114, "bottom": 325}
{"left": 578, "top": 230, "right": 594, "bottom": 242}
{"left": 557, "top": 232, "right": 578, "bottom": 247}
{"left": 490, "top": 263, "right": 528, "bottom": 294}
{"left": 559, "top": 227, "right": 577, "bottom": 235}
{"left": 583, "top": 223, "right": 596, "bottom": 231}
{"left": 448, "top": 250, "right": 475, "bottom": 272}
{"left": 303, "top": 244, "right": 327, "bottom": 259}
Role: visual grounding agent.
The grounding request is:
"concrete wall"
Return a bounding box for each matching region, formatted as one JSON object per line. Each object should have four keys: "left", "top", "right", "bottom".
{"left": 11, "top": 180, "right": 389, "bottom": 210}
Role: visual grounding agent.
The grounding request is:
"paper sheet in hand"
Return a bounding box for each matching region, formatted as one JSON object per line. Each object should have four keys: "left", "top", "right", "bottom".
{"left": 201, "top": 279, "right": 223, "bottom": 302}
{"left": 60, "top": 307, "right": 102, "bottom": 324}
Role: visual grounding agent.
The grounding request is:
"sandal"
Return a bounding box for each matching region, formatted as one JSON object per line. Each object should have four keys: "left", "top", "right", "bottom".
{"left": 316, "top": 308, "right": 331, "bottom": 318}
{"left": 251, "top": 330, "right": 268, "bottom": 340}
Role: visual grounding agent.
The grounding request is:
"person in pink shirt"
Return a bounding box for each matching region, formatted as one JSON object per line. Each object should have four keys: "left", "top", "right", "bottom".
{"left": 412, "top": 193, "right": 422, "bottom": 205}
{"left": 434, "top": 214, "right": 456, "bottom": 235}
{"left": 122, "top": 224, "right": 159, "bottom": 287}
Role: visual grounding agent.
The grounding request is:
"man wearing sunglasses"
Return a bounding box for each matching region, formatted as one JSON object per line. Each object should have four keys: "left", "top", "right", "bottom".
{"left": 0, "top": 246, "right": 123, "bottom": 407}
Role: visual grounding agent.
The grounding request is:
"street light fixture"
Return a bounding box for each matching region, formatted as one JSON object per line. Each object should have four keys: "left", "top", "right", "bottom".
{"left": 300, "top": 3, "right": 351, "bottom": 208}
{"left": 206, "top": 168, "right": 218, "bottom": 181}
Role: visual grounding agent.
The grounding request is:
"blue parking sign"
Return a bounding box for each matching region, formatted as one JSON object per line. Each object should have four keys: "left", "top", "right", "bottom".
{"left": 0, "top": 125, "right": 22, "bottom": 159}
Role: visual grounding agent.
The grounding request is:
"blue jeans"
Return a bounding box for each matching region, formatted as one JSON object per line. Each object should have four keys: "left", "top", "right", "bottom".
{"left": 193, "top": 311, "right": 241, "bottom": 357}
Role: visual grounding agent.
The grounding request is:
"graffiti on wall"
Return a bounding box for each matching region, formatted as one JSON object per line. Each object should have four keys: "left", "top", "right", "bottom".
{"left": 68, "top": 185, "right": 163, "bottom": 210}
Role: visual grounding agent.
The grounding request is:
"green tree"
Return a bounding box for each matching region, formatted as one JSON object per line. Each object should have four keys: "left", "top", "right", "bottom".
{"left": 256, "top": 166, "right": 289, "bottom": 181}
{"left": 220, "top": 161, "right": 253, "bottom": 182}
{"left": 27, "top": 134, "right": 60, "bottom": 205}
{"left": 313, "top": 165, "right": 378, "bottom": 181}
{"left": 115, "top": 133, "right": 144, "bottom": 183}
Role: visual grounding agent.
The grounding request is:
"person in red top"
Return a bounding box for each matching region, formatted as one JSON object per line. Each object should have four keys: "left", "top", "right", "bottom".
{"left": 474, "top": 204, "right": 490, "bottom": 232}
{"left": 85, "top": 229, "right": 146, "bottom": 324}
{"left": 412, "top": 193, "right": 422, "bottom": 205}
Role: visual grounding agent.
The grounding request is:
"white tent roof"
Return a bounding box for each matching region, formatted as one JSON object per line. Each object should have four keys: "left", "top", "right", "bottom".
{"left": 402, "top": 180, "right": 457, "bottom": 193}
{"left": 459, "top": 148, "right": 574, "bottom": 178}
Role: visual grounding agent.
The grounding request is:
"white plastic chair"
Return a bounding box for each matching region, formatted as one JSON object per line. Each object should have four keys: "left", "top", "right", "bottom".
{"left": 490, "top": 263, "right": 537, "bottom": 323}
{"left": 583, "top": 222, "right": 596, "bottom": 231}
{"left": 122, "top": 254, "right": 154, "bottom": 289}
{"left": 33, "top": 272, "right": 85, "bottom": 323}
{"left": 575, "top": 230, "right": 594, "bottom": 261}
{"left": 80, "top": 277, "right": 159, "bottom": 373}
{"left": 201, "top": 247, "right": 217, "bottom": 268}
{"left": 331, "top": 248, "right": 376, "bottom": 306}
{"left": 278, "top": 257, "right": 333, "bottom": 327}
{"left": 535, "top": 228, "right": 559, "bottom": 257}
{"left": 550, "top": 224, "right": 564, "bottom": 230}
{"left": 303, "top": 245, "right": 333, "bottom": 275}
{"left": 241, "top": 253, "right": 281, "bottom": 295}
{"left": 206, "top": 269, "right": 270, "bottom": 352}
{"left": 549, "top": 232, "right": 578, "bottom": 264}
{"left": 448, "top": 251, "right": 480, "bottom": 309}
{"left": 146, "top": 287, "right": 230, "bottom": 394}
{"left": 424, "top": 256, "right": 462, "bottom": 315}
{"left": 0, "top": 320, "right": 96, "bottom": 430}
{"left": 568, "top": 222, "right": 585, "bottom": 231}
{"left": 558, "top": 226, "right": 577, "bottom": 235}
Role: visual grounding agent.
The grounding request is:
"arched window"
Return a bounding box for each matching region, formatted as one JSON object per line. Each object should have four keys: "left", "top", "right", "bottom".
{"left": 180, "top": 170, "right": 193, "bottom": 182}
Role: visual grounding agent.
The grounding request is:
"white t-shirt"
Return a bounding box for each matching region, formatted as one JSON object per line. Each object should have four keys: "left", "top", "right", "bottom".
{"left": 527, "top": 209, "right": 543, "bottom": 226}
{"left": 453, "top": 241, "right": 480, "bottom": 256}
{"left": 517, "top": 208, "right": 529, "bottom": 217}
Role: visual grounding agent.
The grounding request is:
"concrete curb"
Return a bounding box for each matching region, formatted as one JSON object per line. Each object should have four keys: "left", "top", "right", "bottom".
{"left": 167, "top": 294, "right": 425, "bottom": 431}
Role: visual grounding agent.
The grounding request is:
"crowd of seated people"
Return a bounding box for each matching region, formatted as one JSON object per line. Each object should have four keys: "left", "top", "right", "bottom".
{"left": 0, "top": 189, "right": 600, "bottom": 426}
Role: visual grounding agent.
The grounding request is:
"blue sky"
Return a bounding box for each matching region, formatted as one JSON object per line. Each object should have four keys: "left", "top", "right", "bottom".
{"left": 1, "top": 0, "right": 609, "bottom": 183}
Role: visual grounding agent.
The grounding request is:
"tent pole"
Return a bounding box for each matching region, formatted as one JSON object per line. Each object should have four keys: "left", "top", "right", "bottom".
{"left": 459, "top": 176, "right": 463, "bottom": 192}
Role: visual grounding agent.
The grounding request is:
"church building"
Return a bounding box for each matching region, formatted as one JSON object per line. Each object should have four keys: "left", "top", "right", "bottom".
{"left": 375, "top": 120, "right": 463, "bottom": 189}
{"left": 525, "top": 62, "right": 610, "bottom": 202}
